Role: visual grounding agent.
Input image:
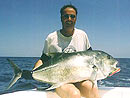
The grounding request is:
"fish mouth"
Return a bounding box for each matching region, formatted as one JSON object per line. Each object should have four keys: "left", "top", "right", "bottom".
{"left": 108, "top": 67, "right": 120, "bottom": 77}
{"left": 113, "top": 61, "right": 118, "bottom": 69}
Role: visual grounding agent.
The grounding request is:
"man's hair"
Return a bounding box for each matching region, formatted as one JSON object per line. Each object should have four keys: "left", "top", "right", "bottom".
{"left": 60, "top": 4, "right": 78, "bottom": 16}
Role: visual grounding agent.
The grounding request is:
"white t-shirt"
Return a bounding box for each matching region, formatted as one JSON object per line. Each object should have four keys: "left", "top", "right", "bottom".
{"left": 43, "top": 28, "right": 91, "bottom": 54}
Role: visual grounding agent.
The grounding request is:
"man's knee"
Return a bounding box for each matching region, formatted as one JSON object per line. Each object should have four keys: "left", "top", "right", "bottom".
{"left": 56, "top": 84, "right": 81, "bottom": 98}
{"left": 76, "top": 81, "right": 100, "bottom": 98}
{"left": 81, "top": 80, "right": 96, "bottom": 90}
{"left": 70, "top": 89, "right": 80, "bottom": 98}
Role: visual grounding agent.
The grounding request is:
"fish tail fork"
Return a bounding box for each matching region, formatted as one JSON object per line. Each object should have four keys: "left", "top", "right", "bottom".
{"left": 6, "top": 59, "right": 22, "bottom": 90}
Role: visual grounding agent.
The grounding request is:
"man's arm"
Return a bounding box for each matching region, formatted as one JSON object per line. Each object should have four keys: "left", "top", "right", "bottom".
{"left": 33, "top": 53, "right": 51, "bottom": 70}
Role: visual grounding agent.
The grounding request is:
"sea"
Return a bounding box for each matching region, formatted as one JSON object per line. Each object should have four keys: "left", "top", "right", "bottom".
{"left": 0, "top": 57, "right": 130, "bottom": 94}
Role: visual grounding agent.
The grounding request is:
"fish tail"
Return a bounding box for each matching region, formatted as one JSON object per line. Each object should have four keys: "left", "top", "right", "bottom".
{"left": 6, "top": 59, "right": 33, "bottom": 90}
{"left": 6, "top": 58, "right": 23, "bottom": 90}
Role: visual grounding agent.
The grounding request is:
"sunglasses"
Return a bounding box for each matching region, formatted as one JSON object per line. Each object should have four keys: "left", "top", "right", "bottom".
{"left": 62, "top": 14, "right": 76, "bottom": 19}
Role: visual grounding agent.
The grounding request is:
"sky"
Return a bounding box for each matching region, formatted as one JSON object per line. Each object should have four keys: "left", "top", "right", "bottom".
{"left": 0, "top": 0, "right": 130, "bottom": 58}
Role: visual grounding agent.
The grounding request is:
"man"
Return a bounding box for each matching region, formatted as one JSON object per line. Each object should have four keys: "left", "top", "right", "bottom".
{"left": 33, "top": 4, "right": 100, "bottom": 98}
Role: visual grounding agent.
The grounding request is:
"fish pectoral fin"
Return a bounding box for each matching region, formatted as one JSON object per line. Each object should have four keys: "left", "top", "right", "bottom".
{"left": 46, "top": 84, "right": 60, "bottom": 91}
{"left": 90, "top": 71, "right": 97, "bottom": 81}
{"left": 90, "top": 65, "right": 98, "bottom": 81}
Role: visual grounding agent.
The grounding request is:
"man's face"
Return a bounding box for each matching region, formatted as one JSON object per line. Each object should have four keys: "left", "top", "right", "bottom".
{"left": 61, "top": 7, "right": 77, "bottom": 30}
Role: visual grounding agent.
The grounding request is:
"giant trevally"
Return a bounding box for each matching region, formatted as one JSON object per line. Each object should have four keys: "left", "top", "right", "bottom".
{"left": 6, "top": 50, "right": 120, "bottom": 90}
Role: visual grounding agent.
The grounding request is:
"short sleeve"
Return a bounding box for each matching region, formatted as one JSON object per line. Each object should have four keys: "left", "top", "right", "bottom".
{"left": 42, "top": 39, "right": 49, "bottom": 54}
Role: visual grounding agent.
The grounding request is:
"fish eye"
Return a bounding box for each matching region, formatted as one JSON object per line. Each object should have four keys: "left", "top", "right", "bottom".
{"left": 107, "top": 55, "right": 111, "bottom": 59}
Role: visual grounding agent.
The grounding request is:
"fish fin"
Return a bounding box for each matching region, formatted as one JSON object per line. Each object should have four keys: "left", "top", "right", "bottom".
{"left": 6, "top": 59, "right": 22, "bottom": 90}
{"left": 46, "top": 84, "right": 60, "bottom": 91}
{"left": 90, "top": 65, "right": 98, "bottom": 81}
{"left": 36, "top": 86, "right": 49, "bottom": 91}
{"left": 48, "top": 52, "right": 64, "bottom": 58}
{"left": 6, "top": 72, "right": 22, "bottom": 90}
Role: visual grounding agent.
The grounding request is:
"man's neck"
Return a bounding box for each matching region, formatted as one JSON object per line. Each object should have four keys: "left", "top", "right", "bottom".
{"left": 60, "top": 28, "right": 74, "bottom": 37}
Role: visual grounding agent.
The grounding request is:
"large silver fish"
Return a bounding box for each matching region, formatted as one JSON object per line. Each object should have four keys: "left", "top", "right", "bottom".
{"left": 6, "top": 50, "right": 120, "bottom": 90}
